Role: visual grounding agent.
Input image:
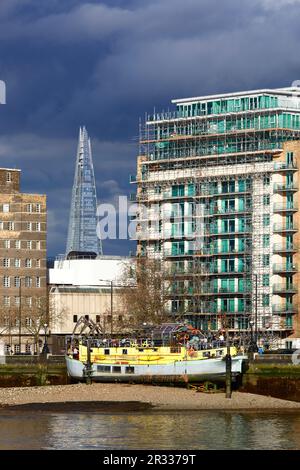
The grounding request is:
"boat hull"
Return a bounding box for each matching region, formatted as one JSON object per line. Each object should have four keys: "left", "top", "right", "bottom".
{"left": 66, "top": 355, "right": 248, "bottom": 384}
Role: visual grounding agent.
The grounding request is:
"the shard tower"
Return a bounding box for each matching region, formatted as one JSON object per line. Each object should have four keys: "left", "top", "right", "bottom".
{"left": 66, "top": 126, "right": 103, "bottom": 257}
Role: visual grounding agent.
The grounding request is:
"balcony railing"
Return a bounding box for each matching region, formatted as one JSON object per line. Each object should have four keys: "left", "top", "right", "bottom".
{"left": 273, "top": 243, "right": 298, "bottom": 252}
{"left": 205, "top": 207, "right": 252, "bottom": 216}
{"left": 274, "top": 162, "right": 298, "bottom": 171}
{"left": 273, "top": 202, "right": 298, "bottom": 212}
{"left": 272, "top": 304, "right": 298, "bottom": 314}
{"left": 273, "top": 223, "right": 298, "bottom": 232}
{"left": 129, "top": 174, "right": 137, "bottom": 183}
{"left": 273, "top": 183, "right": 298, "bottom": 192}
{"left": 273, "top": 263, "right": 298, "bottom": 273}
{"left": 208, "top": 226, "right": 251, "bottom": 235}
{"left": 273, "top": 284, "right": 298, "bottom": 294}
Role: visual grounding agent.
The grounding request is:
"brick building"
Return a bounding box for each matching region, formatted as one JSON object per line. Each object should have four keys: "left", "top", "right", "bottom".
{"left": 0, "top": 168, "right": 47, "bottom": 354}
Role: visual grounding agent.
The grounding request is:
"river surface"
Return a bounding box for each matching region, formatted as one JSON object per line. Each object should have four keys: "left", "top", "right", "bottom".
{"left": 0, "top": 410, "right": 300, "bottom": 450}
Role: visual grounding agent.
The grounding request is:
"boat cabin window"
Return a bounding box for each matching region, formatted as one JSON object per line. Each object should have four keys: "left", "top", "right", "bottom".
{"left": 97, "top": 365, "right": 111, "bottom": 372}
{"left": 125, "top": 366, "right": 135, "bottom": 374}
{"left": 104, "top": 349, "right": 110, "bottom": 355}
{"left": 203, "top": 351, "right": 211, "bottom": 358}
{"left": 122, "top": 349, "right": 128, "bottom": 355}
{"left": 112, "top": 366, "right": 121, "bottom": 373}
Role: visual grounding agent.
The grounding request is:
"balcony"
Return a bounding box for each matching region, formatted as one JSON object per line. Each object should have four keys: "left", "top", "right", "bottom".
{"left": 274, "top": 162, "right": 298, "bottom": 172}
{"left": 273, "top": 183, "right": 298, "bottom": 192}
{"left": 273, "top": 202, "right": 298, "bottom": 212}
{"left": 272, "top": 283, "right": 298, "bottom": 294}
{"left": 273, "top": 263, "right": 298, "bottom": 273}
{"left": 129, "top": 174, "right": 137, "bottom": 183}
{"left": 272, "top": 304, "right": 298, "bottom": 314}
{"left": 197, "top": 287, "right": 251, "bottom": 295}
{"left": 273, "top": 243, "right": 298, "bottom": 253}
{"left": 273, "top": 223, "right": 298, "bottom": 232}
{"left": 205, "top": 207, "right": 252, "bottom": 217}
{"left": 208, "top": 226, "right": 252, "bottom": 236}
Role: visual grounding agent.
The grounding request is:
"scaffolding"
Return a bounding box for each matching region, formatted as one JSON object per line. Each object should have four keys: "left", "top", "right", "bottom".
{"left": 133, "top": 91, "right": 300, "bottom": 344}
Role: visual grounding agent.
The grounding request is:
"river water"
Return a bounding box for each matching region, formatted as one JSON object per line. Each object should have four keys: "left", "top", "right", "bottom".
{"left": 0, "top": 410, "right": 300, "bottom": 450}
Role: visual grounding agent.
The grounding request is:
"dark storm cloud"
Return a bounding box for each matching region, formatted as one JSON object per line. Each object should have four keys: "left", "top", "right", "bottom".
{"left": 1, "top": 0, "right": 300, "bottom": 255}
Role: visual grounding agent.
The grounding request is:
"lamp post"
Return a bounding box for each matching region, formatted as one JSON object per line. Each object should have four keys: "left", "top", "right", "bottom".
{"left": 225, "top": 316, "right": 232, "bottom": 399}
{"left": 42, "top": 323, "right": 49, "bottom": 354}
{"left": 18, "top": 277, "right": 23, "bottom": 354}
{"left": 254, "top": 273, "right": 258, "bottom": 350}
{"left": 249, "top": 319, "right": 254, "bottom": 353}
{"left": 98, "top": 279, "right": 114, "bottom": 336}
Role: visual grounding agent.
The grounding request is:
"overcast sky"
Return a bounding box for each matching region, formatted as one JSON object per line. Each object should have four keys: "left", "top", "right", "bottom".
{"left": 0, "top": 0, "right": 300, "bottom": 257}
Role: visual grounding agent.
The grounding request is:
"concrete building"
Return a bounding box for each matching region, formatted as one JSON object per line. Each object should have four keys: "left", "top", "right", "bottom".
{"left": 132, "top": 86, "right": 300, "bottom": 348}
{"left": 0, "top": 168, "right": 47, "bottom": 353}
{"left": 48, "top": 256, "right": 133, "bottom": 353}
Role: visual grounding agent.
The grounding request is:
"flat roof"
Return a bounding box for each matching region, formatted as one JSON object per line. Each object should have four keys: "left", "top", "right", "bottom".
{"left": 171, "top": 87, "right": 300, "bottom": 104}
{"left": 0, "top": 168, "right": 21, "bottom": 172}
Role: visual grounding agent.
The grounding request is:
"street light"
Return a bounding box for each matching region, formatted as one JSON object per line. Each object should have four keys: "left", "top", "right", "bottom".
{"left": 42, "top": 323, "right": 49, "bottom": 354}
{"left": 99, "top": 279, "right": 114, "bottom": 336}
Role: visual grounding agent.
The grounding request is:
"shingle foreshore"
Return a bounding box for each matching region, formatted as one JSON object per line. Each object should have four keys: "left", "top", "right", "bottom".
{"left": 0, "top": 383, "right": 300, "bottom": 411}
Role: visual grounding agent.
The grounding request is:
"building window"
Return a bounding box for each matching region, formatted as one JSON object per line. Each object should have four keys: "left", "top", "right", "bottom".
{"left": 14, "top": 344, "right": 20, "bottom": 354}
{"left": 25, "top": 317, "right": 32, "bottom": 326}
{"left": 6, "top": 172, "right": 11, "bottom": 183}
{"left": 263, "top": 176, "right": 270, "bottom": 186}
{"left": 36, "top": 241, "right": 41, "bottom": 250}
{"left": 26, "top": 204, "right": 33, "bottom": 213}
{"left": 73, "top": 315, "right": 78, "bottom": 323}
{"left": 35, "top": 204, "right": 41, "bottom": 213}
{"left": 263, "top": 235, "right": 270, "bottom": 248}
{"left": 84, "top": 315, "right": 89, "bottom": 321}
{"left": 3, "top": 203, "right": 10, "bottom": 213}
{"left": 3, "top": 258, "right": 10, "bottom": 267}
{"left": 35, "top": 277, "right": 41, "bottom": 288}
{"left": 14, "top": 276, "right": 20, "bottom": 287}
{"left": 35, "top": 222, "right": 41, "bottom": 232}
{"left": 7, "top": 221, "right": 14, "bottom": 230}
{"left": 25, "top": 343, "right": 31, "bottom": 354}
{"left": 36, "top": 259, "right": 41, "bottom": 268}
{"left": 0, "top": 221, "right": 3, "bottom": 230}
{"left": 26, "top": 297, "right": 32, "bottom": 307}
{"left": 263, "top": 214, "right": 270, "bottom": 227}
{"left": 27, "top": 241, "right": 32, "bottom": 250}
{"left": 262, "top": 294, "right": 270, "bottom": 307}
{"left": 263, "top": 195, "right": 270, "bottom": 205}
{"left": 15, "top": 240, "right": 20, "bottom": 249}
{"left": 262, "top": 274, "right": 270, "bottom": 287}
{"left": 26, "top": 222, "right": 32, "bottom": 231}
{"left": 3, "top": 276, "right": 10, "bottom": 288}
{"left": 25, "top": 276, "right": 32, "bottom": 288}
{"left": 3, "top": 296, "right": 10, "bottom": 306}
{"left": 263, "top": 255, "right": 270, "bottom": 267}
{"left": 14, "top": 259, "right": 20, "bottom": 268}
{"left": 96, "top": 315, "right": 100, "bottom": 323}
{"left": 15, "top": 296, "right": 20, "bottom": 306}
{"left": 25, "top": 259, "right": 32, "bottom": 268}
{"left": 4, "top": 240, "right": 10, "bottom": 249}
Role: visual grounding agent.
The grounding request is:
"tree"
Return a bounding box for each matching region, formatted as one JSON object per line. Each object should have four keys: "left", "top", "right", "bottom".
{"left": 0, "top": 293, "right": 66, "bottom": 355}
{"left": 119, "top": 257, "right": 172, "bottom": 329}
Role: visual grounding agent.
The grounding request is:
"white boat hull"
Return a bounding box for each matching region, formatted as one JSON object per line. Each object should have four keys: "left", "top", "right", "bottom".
{"left": 66, "top": 355, "right": 248, "bottom": 383}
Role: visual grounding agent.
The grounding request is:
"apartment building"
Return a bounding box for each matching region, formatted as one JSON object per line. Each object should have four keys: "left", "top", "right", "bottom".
{"left": 132, "top": 86, "right": 300, "bottom": 348}
{"left": 0, "top": 168, "right": 47, "bottom": 354}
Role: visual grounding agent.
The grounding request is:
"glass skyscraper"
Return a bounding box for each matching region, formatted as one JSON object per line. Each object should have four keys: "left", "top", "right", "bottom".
{"left": 66, "top": 126, "right": 102, "bottom": 257}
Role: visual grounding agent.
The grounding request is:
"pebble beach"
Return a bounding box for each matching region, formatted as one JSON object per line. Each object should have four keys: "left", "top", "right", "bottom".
{"left": 0, "top": 383, "right": 300, "bottom": 411}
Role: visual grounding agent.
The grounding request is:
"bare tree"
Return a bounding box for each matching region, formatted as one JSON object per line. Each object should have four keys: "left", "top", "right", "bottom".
{"left": 119, "top": 257, "right": 172, "bottom": 328}
{"left": 0, "top": 294, "right": 66, "bottom": 355}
